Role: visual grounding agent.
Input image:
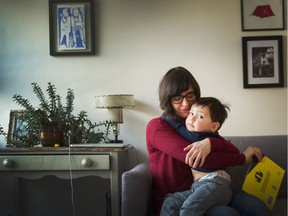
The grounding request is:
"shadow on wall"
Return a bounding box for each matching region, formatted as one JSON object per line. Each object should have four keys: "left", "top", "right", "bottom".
{"left": 134, "top": 100, "right": 161, "bottom": 117}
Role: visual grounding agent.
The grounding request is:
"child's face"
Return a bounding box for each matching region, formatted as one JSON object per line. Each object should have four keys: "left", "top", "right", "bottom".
{"left": 185, "top": 105, "right": 219, "bottom": 133}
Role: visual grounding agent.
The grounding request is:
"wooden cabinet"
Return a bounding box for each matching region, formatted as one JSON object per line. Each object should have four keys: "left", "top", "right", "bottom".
{"left": 0, "top": 145, "right": 135, "bottom": 216}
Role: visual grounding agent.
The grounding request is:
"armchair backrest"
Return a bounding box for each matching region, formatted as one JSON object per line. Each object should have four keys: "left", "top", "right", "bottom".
{"left": 121, "top": 163, "right": 152, "bottom": 216}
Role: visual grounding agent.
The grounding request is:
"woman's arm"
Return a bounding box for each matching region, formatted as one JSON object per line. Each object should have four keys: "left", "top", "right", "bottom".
{"left": 184, "top": 143, "right": 245, "bottom": 169}
{"left": 199, "top": 151, "right": 245, "bottom": 168}
{"left": 199, "top": 146, "right": 263, "bottom": 169}
{"left": 184, "top": 140, "right": 263, "bottom": 169}
{"left": 146, "top": 117, "right": 190, "bottom": 162}
{"left": 210, "top": 136, "right": 240, "bottom": 153}
{"left": 183, "top": 136, "right": 241, "bottom": 168}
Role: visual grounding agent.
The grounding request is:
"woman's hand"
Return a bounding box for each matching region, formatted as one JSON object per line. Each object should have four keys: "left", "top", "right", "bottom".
{"left": 183, "top": 138, "right": 211, "bottom": 168}
{"left": 242, "top": 146, "right": 263, "bottom": 163}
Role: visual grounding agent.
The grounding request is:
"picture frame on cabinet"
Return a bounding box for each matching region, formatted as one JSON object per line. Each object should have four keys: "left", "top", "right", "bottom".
{"left": 7, "top": 110, "right": 28, "bottom": 146}
{"left": 241, "top": 0, "right": 285, "bottom": 31}
{"left": 242, "top": 36, "right": 283, "bottom": 88}
{"left": 49, "top": 0, "right": 94, "bottom": 56}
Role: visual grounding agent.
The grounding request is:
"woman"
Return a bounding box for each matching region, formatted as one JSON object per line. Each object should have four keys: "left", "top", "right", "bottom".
{"left": 146, "top": 66, "right": 268, "bottom": 216}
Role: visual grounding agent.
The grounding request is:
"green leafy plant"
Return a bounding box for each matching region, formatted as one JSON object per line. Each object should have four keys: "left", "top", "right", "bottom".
{"left": 1, "top": 82, "right": 111, "bottom": 147}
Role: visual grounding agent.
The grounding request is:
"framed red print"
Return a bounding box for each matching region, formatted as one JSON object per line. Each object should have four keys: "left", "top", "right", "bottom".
{"left": 241, "top": 0, "right": 285, "bottom": 31}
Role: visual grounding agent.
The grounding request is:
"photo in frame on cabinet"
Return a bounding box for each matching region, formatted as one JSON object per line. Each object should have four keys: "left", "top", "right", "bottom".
{"left": 7, "top": 110, "right": 28, "bottom": 146}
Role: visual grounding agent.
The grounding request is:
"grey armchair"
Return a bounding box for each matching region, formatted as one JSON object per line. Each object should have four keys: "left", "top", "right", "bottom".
{"left": 121, "top": 135, "right": 287, "bottom": 216}
{"left": 121, "top": 163, "right": 152, "bottom": 216}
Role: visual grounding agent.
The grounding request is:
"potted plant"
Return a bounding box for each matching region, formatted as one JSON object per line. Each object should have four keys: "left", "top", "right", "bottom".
{"left": 1, "top": 82, "right": 111, "bottom": 147}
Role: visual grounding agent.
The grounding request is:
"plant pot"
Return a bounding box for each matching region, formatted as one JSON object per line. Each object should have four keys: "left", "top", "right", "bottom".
{"left": 39, "top": 127, "right": 64, "bottom": 147}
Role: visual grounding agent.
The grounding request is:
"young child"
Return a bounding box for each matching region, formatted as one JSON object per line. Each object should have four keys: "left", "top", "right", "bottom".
{"left": 160, "top": 97, "right": 246, "bottom": 216}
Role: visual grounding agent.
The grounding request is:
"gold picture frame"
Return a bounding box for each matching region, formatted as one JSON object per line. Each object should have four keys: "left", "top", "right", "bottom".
{"left": 7, "top": 110, "right": 28, "bottom": 146}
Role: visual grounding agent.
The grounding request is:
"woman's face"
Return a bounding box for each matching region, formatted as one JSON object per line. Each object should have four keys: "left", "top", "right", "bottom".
{"left": 171, "top": 86, "right": 196, "bottom": 119}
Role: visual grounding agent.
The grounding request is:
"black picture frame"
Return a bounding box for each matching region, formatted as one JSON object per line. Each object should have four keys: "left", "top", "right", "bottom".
{"left": 242, "top": 36, "right": 283, "bottom": 88}
{"left": 241, "top": 0, "right": 285, "bottom": 31}
{"left": 49, "top": 0, "right": 94, "bottom": 56}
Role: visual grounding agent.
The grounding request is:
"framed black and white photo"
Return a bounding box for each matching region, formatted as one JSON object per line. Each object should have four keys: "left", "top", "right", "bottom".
{"left": 242, "top": 36, "right": 283, "bottom": 88}
{"left": 49, "top": 0, "right": 94, "bottom": 56}
{"left": 241, "top": 0, "right": 285, "bottom": 31}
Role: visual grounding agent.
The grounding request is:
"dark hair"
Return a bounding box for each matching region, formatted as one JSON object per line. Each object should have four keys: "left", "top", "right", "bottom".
{"left": 158, "top": 67, "right": 201, "bottom": 120}
{"left": 194, "top": 97, "right": 230, "bottom": 130}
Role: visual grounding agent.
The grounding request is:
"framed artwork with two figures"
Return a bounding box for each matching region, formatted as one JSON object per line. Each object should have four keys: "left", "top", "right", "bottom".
{"left": 49, "top": 0, "right": 94, "bottom": 56}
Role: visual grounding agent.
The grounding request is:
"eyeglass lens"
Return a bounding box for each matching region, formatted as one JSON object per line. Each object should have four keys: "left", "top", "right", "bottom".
{"left": 171, "top": 92, "right": 195, "bottom": 104}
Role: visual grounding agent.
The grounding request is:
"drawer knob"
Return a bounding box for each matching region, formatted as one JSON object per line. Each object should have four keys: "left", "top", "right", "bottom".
{"left": 3, "top": 159, "right": 13, "bottom": 168}
{"left": 81, "top": 158, "right": 92, "bottom": 168}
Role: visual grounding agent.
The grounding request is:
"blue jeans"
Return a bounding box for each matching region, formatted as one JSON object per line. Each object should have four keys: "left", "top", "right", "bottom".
{"left": 206, "top": 191, "right": 269, "bottom": 216}
{"left": 229, "top": 191, "right": 269, "bottom": 216}
{"left": 160, "top": 190, "right": 269, "bottom": 216}
{"left": 160, "top": 176, "right": 231, "bottom": 216}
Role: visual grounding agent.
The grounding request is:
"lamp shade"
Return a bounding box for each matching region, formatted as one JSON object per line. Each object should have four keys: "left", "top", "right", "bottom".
{"left": 95, "top": 94, "right": 135, "bottom": 108}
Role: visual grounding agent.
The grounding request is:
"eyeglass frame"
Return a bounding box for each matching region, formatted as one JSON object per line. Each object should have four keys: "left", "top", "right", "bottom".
{"left": 170, "top": 92, "right": 196, "bottom": 104}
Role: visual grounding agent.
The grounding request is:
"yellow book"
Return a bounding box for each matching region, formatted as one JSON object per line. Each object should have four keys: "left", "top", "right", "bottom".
{"left": 242, "top": 156, "right": 285, "bottom": 210}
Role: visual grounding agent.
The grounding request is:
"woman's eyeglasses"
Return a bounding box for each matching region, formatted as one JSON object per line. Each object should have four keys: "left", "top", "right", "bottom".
{"left": 170, "top": 92, "right": 196, "bottom": 104}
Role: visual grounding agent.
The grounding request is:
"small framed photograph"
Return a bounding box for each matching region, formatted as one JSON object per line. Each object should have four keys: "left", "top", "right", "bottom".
{"left": 7, "top": 110, "right": 28, "bottom": 146}
{"left": 241, "top": 0, "right": 285, "bottom": 31}
{"left": 242, "top": 36, "right": 283, "bottom": 88}
{"left": 49, "top": 0, "right": 94, "bottom": 56}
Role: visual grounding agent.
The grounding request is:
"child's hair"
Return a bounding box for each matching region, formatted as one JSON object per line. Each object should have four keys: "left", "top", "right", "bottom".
{"left": 194, "top": 97, "right": 230, "bottom": 130}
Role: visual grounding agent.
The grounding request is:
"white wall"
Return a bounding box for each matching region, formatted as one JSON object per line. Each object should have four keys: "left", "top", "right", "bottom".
{"left": 0, "top": 0, "right": 287, "bottom": 163}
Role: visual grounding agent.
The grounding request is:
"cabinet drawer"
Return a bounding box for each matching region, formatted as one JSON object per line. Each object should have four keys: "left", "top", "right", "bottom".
{"left": 0, "top": 155, "right": 110, "bottom": 171}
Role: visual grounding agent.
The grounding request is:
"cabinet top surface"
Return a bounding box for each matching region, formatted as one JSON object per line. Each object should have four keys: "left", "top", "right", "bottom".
{"left": 0, "top": 144, "right": 133, "bottom": 155}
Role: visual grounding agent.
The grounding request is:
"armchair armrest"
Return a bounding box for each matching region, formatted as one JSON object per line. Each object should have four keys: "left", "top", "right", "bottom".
{"left": 121, "top": 163, "right": 152, "bottom": 216}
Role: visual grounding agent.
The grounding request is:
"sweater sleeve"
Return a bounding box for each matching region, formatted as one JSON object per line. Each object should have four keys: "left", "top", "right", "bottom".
{"left": 199, "top": 134, "right": 245, "bottom": 168}
{"left": 209, "top": 135, "right": 240, "bottom": 153}
{"left": 146, "top": 118, "right": 190, "bottom": 162}
{"left": 201, "top": 151, "right": 246, "bottom": 168}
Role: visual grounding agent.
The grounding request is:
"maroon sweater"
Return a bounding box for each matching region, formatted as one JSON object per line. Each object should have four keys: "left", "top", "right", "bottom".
{"left": 146, "top": 117, "right": 245, "bottom": 216}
